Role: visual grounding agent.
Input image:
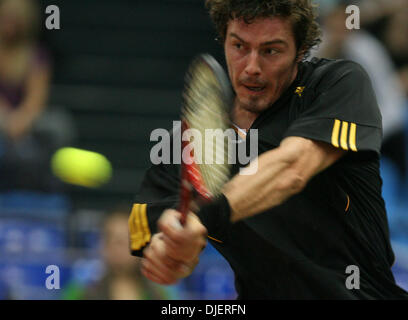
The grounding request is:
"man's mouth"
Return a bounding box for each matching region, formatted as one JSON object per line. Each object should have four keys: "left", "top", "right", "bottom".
{"left": 243, "top": 85, "right": 266, "bottom": 93}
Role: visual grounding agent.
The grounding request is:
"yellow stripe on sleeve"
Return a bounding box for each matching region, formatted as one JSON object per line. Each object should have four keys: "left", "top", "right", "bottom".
{"left": 128, "top": 203, "right": 152, "bottom": 251}
{"left": 129, "top": 204, "right": 140, "bottom": 250}
{"left": 139, "top": 203, "right": 151, "bottom": 245}
{"left": 128, "top": 204, "right": 136, "bottom": 240}
{"left": 129, "top": 204, "right": 145, "bottom": 251}
{"left": 134, "top": 204, "right": 143, "bottom": 242}
{"left": 349, "top": 123, "right": 358, "bottom": 152}
{"left": 331, "top": 119, "right": 341, "bottom": 148}
{"left": 340, "top": 121, "right": 349, "bottom": 150}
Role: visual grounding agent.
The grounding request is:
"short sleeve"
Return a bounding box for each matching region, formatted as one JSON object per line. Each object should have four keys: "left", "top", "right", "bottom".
{"left": 283, "top": 61, "right": 383, "bottom": 154}
{"left": 129, "top": 163, "right": 180, "bottom": 256}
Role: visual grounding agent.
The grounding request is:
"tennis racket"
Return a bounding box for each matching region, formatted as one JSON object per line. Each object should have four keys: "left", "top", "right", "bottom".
{"left": 178, "top": 54, "right": 233, "bottom": 225}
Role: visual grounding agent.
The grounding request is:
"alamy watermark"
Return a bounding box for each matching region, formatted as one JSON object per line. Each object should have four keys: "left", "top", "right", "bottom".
{"left": 150, "top": 121, "right": 259, "bottom": 175}
{"left": 45, "top": 265, "right": 60, "bottom": 290}
{"left": 346, "top": 5, "right": 360, "bottom": 30}
{"left": 345, "top": 265, "right": 360, "bottom": 290}
{"left": 45, "top": 5, "right": 60, "bottom": 30}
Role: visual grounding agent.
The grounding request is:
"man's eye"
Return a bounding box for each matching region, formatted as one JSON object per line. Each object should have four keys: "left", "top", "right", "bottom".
{"left": 265, "top": 48, "right": 278, "bottom": 55}
{"left": 234, "top": 43, "right": 243, "bottom": 50}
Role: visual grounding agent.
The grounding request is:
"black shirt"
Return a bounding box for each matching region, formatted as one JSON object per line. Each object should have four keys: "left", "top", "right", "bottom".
{"left": 129, "top": 58, "right": 408, "bottom": 299}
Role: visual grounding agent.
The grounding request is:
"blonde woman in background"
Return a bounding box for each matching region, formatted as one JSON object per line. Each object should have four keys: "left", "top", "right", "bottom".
{"left": 0, "top": 0, "right": 58, "bottom": 191}
{"left": 0, "top": 0, "right": 50, "bottom": 140}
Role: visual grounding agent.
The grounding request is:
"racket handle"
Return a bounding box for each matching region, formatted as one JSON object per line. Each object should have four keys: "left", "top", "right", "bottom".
{"left": 178, "top": 180, "right": 192, "bottom": 226}
{"left": 179, "top": 206, "right": 188, "bottom": 226}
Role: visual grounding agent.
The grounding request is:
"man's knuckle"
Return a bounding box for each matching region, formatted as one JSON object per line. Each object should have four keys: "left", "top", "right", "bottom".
{"left": 148, "top": 243, "right": 158, "bottom": 254}
{"left": 143, "top": 246, "right": 152, "bottom": 257}
{"left": 200, "top": 226, "right": 207, "bottom": 235}
{"left": 157, "top": 220, "right": 166, "bottom": 231}
{"left": 143, "top": 251, "right": 151, "bottom": 261}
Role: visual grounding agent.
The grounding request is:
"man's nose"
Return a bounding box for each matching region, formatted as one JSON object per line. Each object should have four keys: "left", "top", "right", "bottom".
{"left": 244, "top": 51, "right": 261, "bottom": 77}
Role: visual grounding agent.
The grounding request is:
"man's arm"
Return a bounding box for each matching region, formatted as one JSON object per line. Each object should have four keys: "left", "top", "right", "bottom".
{"left": 141, "top": 136, "right": 345, "bottom": 285}
{"left": 223, "top": 136, "right": 346, "bottom": 222}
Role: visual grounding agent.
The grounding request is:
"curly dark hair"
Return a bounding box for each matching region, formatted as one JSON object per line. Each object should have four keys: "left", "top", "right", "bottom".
{"left": 205, "top": 0, "right": 322, "bottom": 59}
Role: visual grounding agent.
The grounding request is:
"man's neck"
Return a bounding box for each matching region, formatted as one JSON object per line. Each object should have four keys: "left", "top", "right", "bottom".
{"left": 230, "top": 102, "right": 259, "bottom": 130}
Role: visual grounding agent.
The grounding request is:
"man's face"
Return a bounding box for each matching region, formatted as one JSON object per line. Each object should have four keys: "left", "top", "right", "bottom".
{"left": 225, "top": 17, "right": 300, "bottom": 114}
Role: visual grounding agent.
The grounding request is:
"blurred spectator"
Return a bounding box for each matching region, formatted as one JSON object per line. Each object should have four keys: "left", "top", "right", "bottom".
{"left": 0, "top": 0, "right": 48, "bottom": 137}
{"left": 379, "top": 4, "right": 408, "bottom": 69}
{"left": 64, "top": 209, "right": 175, "bottom": 300}
{"left": 314, "top": 1, "right": 407, "bottom": 182}
{"left": 360, "top": 0, "right": 407, "bottom": 29}
{"left": 381, "top": 6, "right": 408, "bottom": 129}
{"left": 360, "top": 1, "right": 408, "bottom": 91}
{"left": 0, "top": 0, "right": 72, "bottom": 192}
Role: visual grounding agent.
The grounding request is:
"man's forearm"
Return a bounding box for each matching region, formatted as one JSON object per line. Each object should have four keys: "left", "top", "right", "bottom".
{"left": 223, "top": 148, "right": 304, "bottom": 222}
{"left": 222, "top": 137, "right": 345, "bottom": 223}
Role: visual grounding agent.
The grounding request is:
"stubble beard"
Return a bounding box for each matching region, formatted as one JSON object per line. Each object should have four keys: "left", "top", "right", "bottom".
{"left": 236, "top": 95, "right": 269, "bottom": 115}
{"left": 236, "top": 62, "right": 298, "bottom": 114}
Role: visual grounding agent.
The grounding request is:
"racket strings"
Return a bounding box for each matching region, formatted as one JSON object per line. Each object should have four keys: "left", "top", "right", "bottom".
{"left": 181, "top": 60, "right": 231, "bottom": 198}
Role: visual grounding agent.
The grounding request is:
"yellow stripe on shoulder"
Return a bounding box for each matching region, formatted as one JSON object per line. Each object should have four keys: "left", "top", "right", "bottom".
{"left": 349, "top": 123, "right": 358, "bottom": 152}
{"left": 331, "top": 119, "right": 341, "bottom": 148}
{"left": 340, "top": 121, "right": 349, "bottom": 151}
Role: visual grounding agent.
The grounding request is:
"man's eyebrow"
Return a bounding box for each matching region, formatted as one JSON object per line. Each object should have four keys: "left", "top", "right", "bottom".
{"left": 229, "top": 33, "right": 288, "bottom": 47}
{"left": 260, "top": 39, "right": 288, "bottom": 47}
{"left": 229, "top": 33, "right": 248, "bottom": 44}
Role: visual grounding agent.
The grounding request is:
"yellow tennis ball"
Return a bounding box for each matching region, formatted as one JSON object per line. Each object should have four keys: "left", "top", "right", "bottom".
{"left": 51, "top": 147, "right": 112, "bottom": 188}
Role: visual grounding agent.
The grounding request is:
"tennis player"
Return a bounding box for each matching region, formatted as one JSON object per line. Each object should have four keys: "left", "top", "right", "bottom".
{"left": 129, "top": 0, "right": 408, "bottom": 299}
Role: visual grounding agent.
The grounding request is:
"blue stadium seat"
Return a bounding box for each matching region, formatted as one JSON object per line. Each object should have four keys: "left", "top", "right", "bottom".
{"left": 0, "top": 191, "right": 71, "bottom": 299}
{"left": 0, "top": 191, "right": 70, "bottom": 220}
{"left": 381, "top": 158, "right": 400, "bottom": 230}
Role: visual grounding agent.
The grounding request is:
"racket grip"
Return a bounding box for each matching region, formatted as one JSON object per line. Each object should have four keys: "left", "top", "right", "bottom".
{"left": 178, "top": 180, "right": 192, "bottom": 226}
{"left": 179, "top": 206, "right": 188, "bottom": 226}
